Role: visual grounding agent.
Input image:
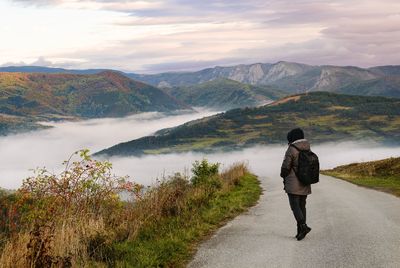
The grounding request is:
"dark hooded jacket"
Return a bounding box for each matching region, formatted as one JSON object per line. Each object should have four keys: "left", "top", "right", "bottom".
{"left": 280, "top": 139, "right": 312, "bottom": 195}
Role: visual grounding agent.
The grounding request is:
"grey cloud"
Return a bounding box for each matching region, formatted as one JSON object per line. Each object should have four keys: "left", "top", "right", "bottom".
{"left": 141, "top": 57, "right": 248, "bottom": 73}
{"left": 0, "top": 60, "right": 27, "bottom": 67}
{"left": 32, "top": 56, "right": 54, "bottom": 66}
{"left": 0, "top": 57, "right": 86, "bottom": 70}
{"left": 11, "top": 0, "right": 60, "bottom": 6}
{"left": 6, "top": 0, "right": 400, "bottom": 71}
{"left": 233, "top": 36, "right": 400, "bottom": 68}
{"left": 0, "top": 57, "right": 55, "bottom": 67}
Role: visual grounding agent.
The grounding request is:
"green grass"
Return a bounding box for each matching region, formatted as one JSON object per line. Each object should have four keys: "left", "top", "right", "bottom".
{"left": 113, "top": 173, "right": 262, "bottom": 267}
{"left": 322, "top": 157, "right": 400, "bottom": 197}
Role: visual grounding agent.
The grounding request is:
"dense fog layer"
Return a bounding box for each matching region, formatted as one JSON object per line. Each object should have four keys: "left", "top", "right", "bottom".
{"left": 108, "top": 142, "right": 400, "bottom": 186}
{"left": 1, "top": 110, "right": 399, "bottom": 189}
{"left": 0, "top": 109, "right": 219, "bottom": 189}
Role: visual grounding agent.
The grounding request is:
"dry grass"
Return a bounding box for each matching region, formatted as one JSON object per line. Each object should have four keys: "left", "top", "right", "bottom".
{"left": 326, "top": 157, "right": 400, "bottom": 177}
{"left": 0, "top": 233, "right": 30, "bottom": 268}
{"left": 220, "top": 162, "right": 249, "bottom": 188}
{"left": 0, "top": 218, "right": 114, "bottom": 267}
{"left": 268, "top": 95, "right": 301, "bottom": 106}
{"left": 0, "top": 154, "right": 256, "bottom": 267}
{"left": 122, "top": 174, "right": 192, "bottom": 240}
{"left": 322, "top": 157, "right": 400, "bottom": 197}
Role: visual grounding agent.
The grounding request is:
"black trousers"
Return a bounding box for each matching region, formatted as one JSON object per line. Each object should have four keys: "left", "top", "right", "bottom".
{"left": 287, "top": 194, "right": 307, "bottom": 225}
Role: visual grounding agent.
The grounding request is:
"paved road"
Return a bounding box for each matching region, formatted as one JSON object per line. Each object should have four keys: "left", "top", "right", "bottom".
{"left": 189, "top": 175, "right": 400, "bottom": 268}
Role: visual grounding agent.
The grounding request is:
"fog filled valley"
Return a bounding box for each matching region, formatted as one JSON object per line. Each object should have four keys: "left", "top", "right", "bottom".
{"left": 2, "top": 66, "right": 399, "bottom": 194}
{"left": 108, "top": 142, "right": 400, "bottom": 184}
{"left": 1, "top": 50, "right": 400, "bottom": 268}
{"left": 0, "top": 109, "right": 220, "bottom": 188}
{"left": 1, "top": 109, "right": 399, "bottom": 189}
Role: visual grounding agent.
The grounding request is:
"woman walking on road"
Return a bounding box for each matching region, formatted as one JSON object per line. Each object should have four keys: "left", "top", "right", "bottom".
{"left": 280, "top": 128, "right": 312, "bottom": 241}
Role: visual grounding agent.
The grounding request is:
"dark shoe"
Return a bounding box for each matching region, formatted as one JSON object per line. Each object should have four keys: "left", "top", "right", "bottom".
{"left": 297, "top": 224, "right": 311, "bottom": 241}
{"left": 295, "top": 224, "right": 301, "bottom": 239}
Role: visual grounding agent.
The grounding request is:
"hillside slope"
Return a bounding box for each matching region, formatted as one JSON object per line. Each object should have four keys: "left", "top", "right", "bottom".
{"left": 337, "top": 76, "right": 400, "bottom": 98}
{"left": 96, "top": 92, "right": 400, "bottom": 156}
{"left": 163, "top": 78, "right": 285, "bottom": 109}
{"left": 0, "top": 71, "right": 187, "bottom": 135}
{"left": 322, "top": 157, "right": 400, "bottom": 196}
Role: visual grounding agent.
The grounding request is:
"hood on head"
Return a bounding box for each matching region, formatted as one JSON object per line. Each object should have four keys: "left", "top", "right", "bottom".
{"left": 291, "top": 139, "right": 310, "bottom": 151}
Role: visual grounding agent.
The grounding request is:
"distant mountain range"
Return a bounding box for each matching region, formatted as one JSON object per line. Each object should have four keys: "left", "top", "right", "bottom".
{"left": 96, "top": 92, "right": 400, "bottom": 156}
{"left": 1, "top": 62, "right": 400, "bottom": 137}
{"left": 130, "top": 62, "right": 400, "bottom": 98}
{"left": 2, "top": 61, "right": 399, "bottom": 99}
{"left": 0, "top": 71, "right": 187, "bottom": 135}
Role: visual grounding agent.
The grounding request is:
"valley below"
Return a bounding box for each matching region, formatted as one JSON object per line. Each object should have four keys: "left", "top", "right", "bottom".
{"left": 1, "top": 74, "right": 399, "bottom": 191}
{"left": 0, "top": 109, "right": 218, "bottom": 188}
{"left": 1, "top": 108, "right": 399, "bottom": 190}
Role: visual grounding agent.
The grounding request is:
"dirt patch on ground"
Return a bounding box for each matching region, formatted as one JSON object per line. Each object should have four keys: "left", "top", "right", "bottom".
{"left": 268, "top": 95, "right": 301, "bottom": 106}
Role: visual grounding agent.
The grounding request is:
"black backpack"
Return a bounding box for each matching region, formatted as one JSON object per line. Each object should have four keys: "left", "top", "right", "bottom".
{"left": 291, "top": 144, "right": 320, "bottom": 185}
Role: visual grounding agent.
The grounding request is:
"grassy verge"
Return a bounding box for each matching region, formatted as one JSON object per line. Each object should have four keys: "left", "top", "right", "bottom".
{"left": 114, "top": 173, "right": 261, "bottom": 267}
{"left": 322, "top": 157, "right": 400, "bottom": 197}
{"left": 0, "top": 152, "right": 262, "bottom": 268}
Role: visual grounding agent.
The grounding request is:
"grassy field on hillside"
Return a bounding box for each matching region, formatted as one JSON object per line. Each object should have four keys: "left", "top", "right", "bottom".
{"left": 98, "top": 92, "right": 400, "bottom": 156}
{"left": 0, "top": 71, "right": 187, "bottom": 135}
{"left": 322, "top": 157, "right": 400, "bottom": 197}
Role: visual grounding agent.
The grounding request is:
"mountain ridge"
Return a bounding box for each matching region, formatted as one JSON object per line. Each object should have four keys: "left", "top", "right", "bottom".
{"left": 95, "top": 92, "right": 400, "bottom": 157}
{"left": 3, "top": 61, "right": 400, "bottom": 99}
{"left": 128, "top": 62, "right": 400, "bottom": 98}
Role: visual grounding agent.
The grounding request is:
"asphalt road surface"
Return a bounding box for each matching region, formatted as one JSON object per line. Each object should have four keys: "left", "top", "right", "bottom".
{"left": 189, "top": 175, "right": 400, "bottom": 268}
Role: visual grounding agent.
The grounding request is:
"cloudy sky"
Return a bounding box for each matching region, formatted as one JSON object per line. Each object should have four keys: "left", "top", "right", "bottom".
{"left": 1, "top": 0, "right": 399, "bottom": 73}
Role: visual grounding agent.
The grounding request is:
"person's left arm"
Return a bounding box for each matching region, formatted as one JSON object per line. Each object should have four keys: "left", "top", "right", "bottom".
{"left": 280, "top": 146, "right": 293, "bottom": 178}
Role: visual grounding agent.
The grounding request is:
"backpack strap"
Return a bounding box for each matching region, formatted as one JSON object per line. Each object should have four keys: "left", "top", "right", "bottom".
{"left": 290, "top": 144, "right": 309, "bottom": 152}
